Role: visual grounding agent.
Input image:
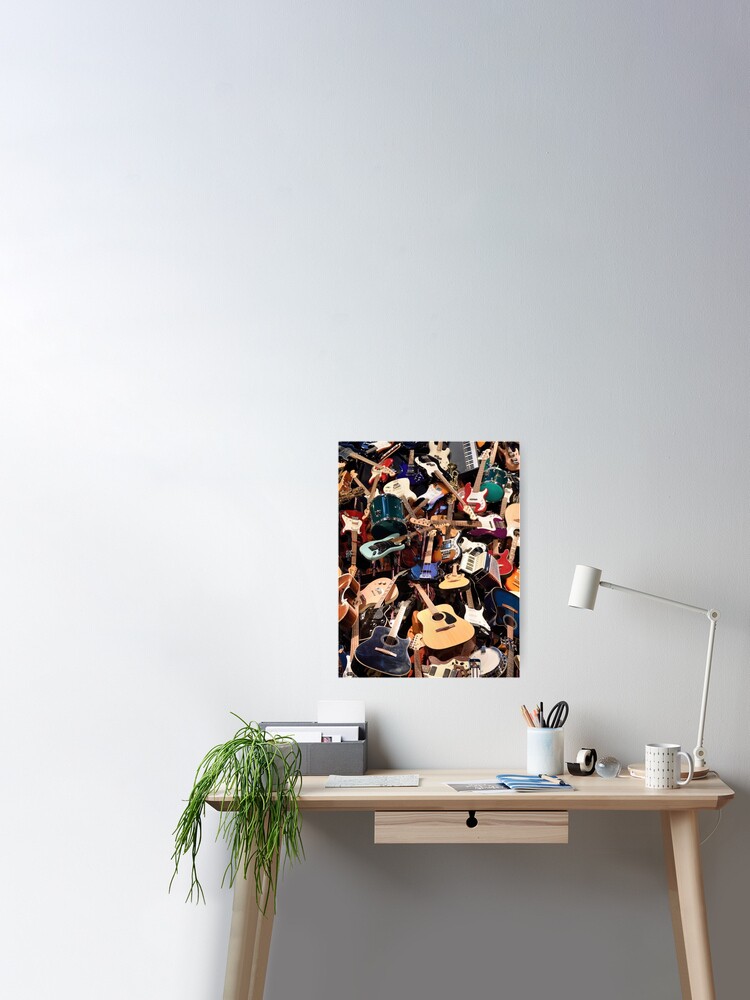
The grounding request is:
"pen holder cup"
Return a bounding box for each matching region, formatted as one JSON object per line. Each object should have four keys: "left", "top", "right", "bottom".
{"left": 527, "top": 728, "right": 564, "bottom": 776}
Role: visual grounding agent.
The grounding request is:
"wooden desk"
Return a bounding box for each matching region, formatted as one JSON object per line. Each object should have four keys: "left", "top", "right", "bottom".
{"left": 209, "top": 770, "right": 734, "bottom": 1000}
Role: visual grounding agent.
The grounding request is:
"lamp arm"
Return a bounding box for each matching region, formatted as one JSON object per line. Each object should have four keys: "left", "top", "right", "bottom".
{"left": 694, "top": 611, "right": 720, "bottom": 769}
{"left": 599, "top": 580, "right": 709, "bottom": 616}
{"left": 600, "top": 580, "right": 720, "bottom": 769}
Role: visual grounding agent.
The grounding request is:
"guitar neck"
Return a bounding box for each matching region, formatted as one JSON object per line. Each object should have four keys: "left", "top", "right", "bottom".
{"left": 472, "top": 454, "right": 488, "bottom": 492}
{"left": 411, "top": 582, "right": 435, "bottom": 610}
{"left": 388, "top": 602, "right": 409, "bottom": 638}
{"left": 423, "top": 531, "right": 436, "bottom": 563}
{"left": 508, "top": 533, "right": 519, "bottom": 561}
{"left": 350, "top": 472, "right": 370, "bottom": 495}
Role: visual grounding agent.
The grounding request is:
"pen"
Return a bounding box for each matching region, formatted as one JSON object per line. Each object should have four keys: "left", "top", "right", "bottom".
{"left": 539, "top": 774, "right": 564, "bottom": 784}
{"left": 539, "top": 701, "right": 545, "bottom": 728}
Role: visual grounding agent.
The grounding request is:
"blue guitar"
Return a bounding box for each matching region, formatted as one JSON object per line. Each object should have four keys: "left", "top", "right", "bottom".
{"left": 352, "top": 602, "right": 413, "bottom": 677}
{"left": 361, "top": 531, "right": 418, "bottom": 562}
{"left": 409, "top": 530, "right": 440, "bottom": 582}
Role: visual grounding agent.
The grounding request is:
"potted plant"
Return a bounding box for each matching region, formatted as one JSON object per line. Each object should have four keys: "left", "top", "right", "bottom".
{"left": 171, "top": 716, "right": 303, "bottom": 912}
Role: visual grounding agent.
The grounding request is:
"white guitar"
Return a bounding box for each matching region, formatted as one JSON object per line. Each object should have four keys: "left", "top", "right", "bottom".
{"left": 427, "top": 441, "right": 451, "bottom": 470}
{"left": 384, "top": 477, "right": 417, "bottom": 504}
{"left": 463, "top": 587, "right": 492, "bottom": 633}
{"left": 425, "top": 657, "right": 470, "bottom": 678}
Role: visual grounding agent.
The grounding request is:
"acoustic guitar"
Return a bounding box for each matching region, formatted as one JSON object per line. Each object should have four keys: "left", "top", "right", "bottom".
{"left": 411, "top": 582, "right": 475, "bottom": 651}
{"left": 352, "top": 601, "right": 413, "bottom": 678}
{"left": 439, "top": 565, "right": 470, "bottom": 591}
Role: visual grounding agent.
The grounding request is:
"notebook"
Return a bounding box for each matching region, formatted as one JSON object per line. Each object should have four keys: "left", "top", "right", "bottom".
{"left": 496, "top": 773, "right": 574, "bottom": 792}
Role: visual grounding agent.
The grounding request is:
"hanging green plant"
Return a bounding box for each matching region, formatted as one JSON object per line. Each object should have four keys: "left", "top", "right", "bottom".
{"left": 171, "top": 715, "right": 303, "bottom": 912}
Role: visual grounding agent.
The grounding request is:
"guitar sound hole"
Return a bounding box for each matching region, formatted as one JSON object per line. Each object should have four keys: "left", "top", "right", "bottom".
{"left": 432, "top": 613, "right": 445, "bottom": 622}
{"left": 383, "top": 635, "right": 397, "bottom": 646}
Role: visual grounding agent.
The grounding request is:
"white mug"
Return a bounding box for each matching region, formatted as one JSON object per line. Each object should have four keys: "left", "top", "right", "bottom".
{"left": 645, "top": 743, "right": 694, "bottom": 789}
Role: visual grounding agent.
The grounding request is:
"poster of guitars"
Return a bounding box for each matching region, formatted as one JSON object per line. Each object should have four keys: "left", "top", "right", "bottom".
{"left": 338, "top": 441, "right": 520, "bottom": 678}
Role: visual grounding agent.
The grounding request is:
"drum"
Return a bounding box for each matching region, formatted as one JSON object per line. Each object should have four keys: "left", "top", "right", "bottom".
{"left": 481, "top": 465, "right": 508, "bottom": 503}
{"left": 369, "top": 494, "right": 407, "bottom": 539}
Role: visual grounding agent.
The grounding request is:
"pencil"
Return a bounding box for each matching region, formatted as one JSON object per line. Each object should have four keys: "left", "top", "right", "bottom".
{"left": 520, "top": 705, "right": 535, "bottom": 728}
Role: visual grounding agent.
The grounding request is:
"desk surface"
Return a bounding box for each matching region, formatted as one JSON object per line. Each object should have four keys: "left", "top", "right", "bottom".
{"left": 208, "top": 770, "right": 733, "bottom": 813}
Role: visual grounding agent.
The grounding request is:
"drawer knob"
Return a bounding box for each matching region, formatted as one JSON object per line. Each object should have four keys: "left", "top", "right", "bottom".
{"left": 466, "top": 810, "right": 478, "bottom": 829}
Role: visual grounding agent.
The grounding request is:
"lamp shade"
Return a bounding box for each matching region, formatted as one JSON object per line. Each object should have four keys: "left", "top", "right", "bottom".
{"left": 568, "top": 565, "right": 602, "bottom": 610}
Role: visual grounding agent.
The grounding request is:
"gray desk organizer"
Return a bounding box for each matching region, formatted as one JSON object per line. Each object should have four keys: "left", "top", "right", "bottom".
{"left": 262, "top": 722, "right": 368, "bottom": 776}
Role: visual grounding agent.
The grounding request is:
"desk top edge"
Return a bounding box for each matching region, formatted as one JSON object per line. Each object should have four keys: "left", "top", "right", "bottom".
{"left": 207, "top": 770, "right": 734, "bottom": 813}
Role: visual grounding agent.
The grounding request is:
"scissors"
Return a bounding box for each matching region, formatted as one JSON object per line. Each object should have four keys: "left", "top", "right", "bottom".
{"left": 544, "top": 701, "right": 569, "bottom": 729}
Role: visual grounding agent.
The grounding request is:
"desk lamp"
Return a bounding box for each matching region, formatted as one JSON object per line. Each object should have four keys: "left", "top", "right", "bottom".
{"left": 568, "top": 564, "right": 720, "bottom": 772}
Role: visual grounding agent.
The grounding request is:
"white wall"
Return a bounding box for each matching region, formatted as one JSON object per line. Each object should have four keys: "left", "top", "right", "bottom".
{"left": 2, "top": 3, "right": 748, "bottom": 998}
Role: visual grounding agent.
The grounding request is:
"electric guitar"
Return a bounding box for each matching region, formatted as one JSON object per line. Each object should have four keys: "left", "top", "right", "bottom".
{"left": 339, "top": 446, "right": 397, "bottom": 483}
{"left": 497, "top": 530, "right": 519, "bottom": 578}
{"left": 463, "top": 584, "right": 492, "bottom": 635}
{"left": 502, "top": 530, "right": 520, "bottom": 594}
{"left": 425, "top": 657, "right": 471, "bottom": 678}
{"left": 361, "top": 441, "right": 395, "bottom": 453}
{"left": 340, "top": 510, "right": 366, "bottom": 538}
{"left": 383, "top": 477, "right": 417, "bottom": 504}
{"left": 340, "top": 600, "right": 359, "bottom": 677}
{"left": 361, "top": 531, "right": 419, "bottom": 562}
{"left": 416, "top": 482, "right": 450, "bottom": 508}
{"left": 410, "top": 530, "right": 440, "bottom": 582}
{"left": 411, "top": 582, "right": 475, "bottom": 651}
{"left": 462, "top": 449, "right": 491, "bottom": 514}
{"left": 397, "top": 449, "right": 427, "bottom": 490}
{"left": 352, "top": 601, "right": 413, "bottom": 677}
{"left": 466, "top": 513, "right": 508, "bottom": 541}
{"left": 427, "top": 441, "right": 451, "bottom": 471}
{"left": 415, "top": 458, "right": 478, "bottom": 521}
{"left": 338, "top": 516, "right": 362, "bottom": 626}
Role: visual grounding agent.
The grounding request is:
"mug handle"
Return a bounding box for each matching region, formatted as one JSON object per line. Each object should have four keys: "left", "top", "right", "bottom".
{"left": 676, "top": 751, "right": 694, "bottom": 786}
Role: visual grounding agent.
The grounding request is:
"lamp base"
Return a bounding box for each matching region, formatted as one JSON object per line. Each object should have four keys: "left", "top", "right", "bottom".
{"left": 627, "top": 762, "right": 710, "bottom": 781}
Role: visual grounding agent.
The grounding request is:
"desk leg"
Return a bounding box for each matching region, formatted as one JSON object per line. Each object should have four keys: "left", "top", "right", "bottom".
{"left": 222, "top": 873, "right": 275, "bottom": 1000}
{"left": 662, "top": 811, "right": 715, "bottom": 1000}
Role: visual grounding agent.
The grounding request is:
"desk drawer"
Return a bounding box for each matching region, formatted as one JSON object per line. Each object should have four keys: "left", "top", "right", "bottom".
{"left": 374, "top": 810, "right": 568, "bottom": 844}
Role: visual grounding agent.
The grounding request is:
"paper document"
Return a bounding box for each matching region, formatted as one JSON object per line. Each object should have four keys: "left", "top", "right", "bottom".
{"left": 325, "top": 774, "right": 420, "bottom": 788}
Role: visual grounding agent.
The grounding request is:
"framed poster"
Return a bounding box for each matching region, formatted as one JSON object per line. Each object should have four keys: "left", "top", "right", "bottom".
{"left": 338, "top": 441, "right": 520, "bottom": 678}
